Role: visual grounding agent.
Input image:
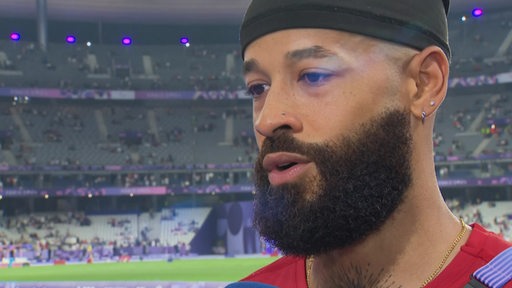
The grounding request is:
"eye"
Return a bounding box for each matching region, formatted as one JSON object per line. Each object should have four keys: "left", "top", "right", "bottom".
{"left": 299, "top": 71, "right": 333, "bottom": 86}
{"left": 246, "top": 83, "right": 270, "bottom": 98}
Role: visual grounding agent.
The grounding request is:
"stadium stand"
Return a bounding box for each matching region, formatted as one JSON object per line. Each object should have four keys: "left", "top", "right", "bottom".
{"left": 1, "top": 99, "right": 255, "bottom": 167}
{"left": 0, "top": 207, "right": 211, "bottom": 261}
{"left": 448, "top": 11, "right": 512, "bottom": 77}
{"left": 0, "top": 41, "right": 243, "bottom": 91}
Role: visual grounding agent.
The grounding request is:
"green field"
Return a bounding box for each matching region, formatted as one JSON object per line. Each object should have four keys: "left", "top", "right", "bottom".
{"left": 0, "top": 257, "right": 277, "bottom": 282}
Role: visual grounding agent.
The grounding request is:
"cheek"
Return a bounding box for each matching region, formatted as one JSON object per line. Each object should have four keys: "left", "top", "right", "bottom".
{"left": 300, "top": 90, "right": 366, "bottom": 141}
{"left": 304, "top": 84, "right": 395, "bottom": 141}
{"left": 342, "top": 71, "right": 401, "bottom": 119}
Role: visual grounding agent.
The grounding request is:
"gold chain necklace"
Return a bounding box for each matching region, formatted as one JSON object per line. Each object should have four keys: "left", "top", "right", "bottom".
{"left": 420, "top": 217, "right": 467, "bottom": 288}
{"left": 306, "top": 255, "right": 314, "bottom": 288}
{"left": 305, "top": 218, "right": 468, "bottom": 288}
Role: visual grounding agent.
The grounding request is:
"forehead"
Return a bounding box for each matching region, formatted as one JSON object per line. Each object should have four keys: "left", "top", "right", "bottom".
{"left": 243, "top": 28, "right": 381, "bottom": 61}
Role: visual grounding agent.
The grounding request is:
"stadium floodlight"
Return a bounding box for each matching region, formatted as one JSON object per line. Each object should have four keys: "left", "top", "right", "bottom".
{"left": 122, "top": 37, "right": 132, "bottom": 46}
{"left": 86, "top": 41, "right": 92, "bottom": 47}
{"left": 66, "top": 35, "right": 77, "bottom": 44}
{"left": 10, "top": 32, "right": 21, "bottom": 41}
{"left": 180, "top": 36, "right": 191, "bottom": 47}
{"left": 461, "top": 16, "right": 467, "bottom": 22}
{"left": 180, "top": 36, "right": 189, "bottom": 45}
{"left": 472, "top": 8, "right": 483, "bottom": 18}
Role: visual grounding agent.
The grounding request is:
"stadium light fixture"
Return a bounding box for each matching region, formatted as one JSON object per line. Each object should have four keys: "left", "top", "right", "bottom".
{"left": 461, "top": 16, "right": 467, "bottom": 22}
{"left": 10, "top": 32, "right": 21, "bottom": 41}
{"left": 66, "top": 35, "right": 77, "bottom": 44}
{"left": 472, "top": 8, "right": 483, "bottom": 18}
{"left": 122, "top": 37, "right": 132, "bottom": 46}
{"left": 180, "top": 36, "right": 191, "bottom": 47}
{"left": 86, "top": 41, "right": 92, "bottom": 47}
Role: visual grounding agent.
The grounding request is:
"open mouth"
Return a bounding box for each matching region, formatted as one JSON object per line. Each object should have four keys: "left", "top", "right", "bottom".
{"left": 262, "top": 152, "right": 310, "bottom": 174}
{"left": 262, "top": 153, "right": 312, "bottom": 186}
{"left": 276, "top": 162, "right": 298, "bottom": 171}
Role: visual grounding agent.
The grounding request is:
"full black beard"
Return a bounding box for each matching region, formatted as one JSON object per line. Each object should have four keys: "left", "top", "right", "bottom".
{"left": 254, "top": 109, "right": 412, "bottom": 256}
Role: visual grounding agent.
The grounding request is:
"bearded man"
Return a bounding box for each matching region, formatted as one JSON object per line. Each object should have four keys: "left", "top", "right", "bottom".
{"left": 236, "top": 0, "right": 512, "bottom": 287}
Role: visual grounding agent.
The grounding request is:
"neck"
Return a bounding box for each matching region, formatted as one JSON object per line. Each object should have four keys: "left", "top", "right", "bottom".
{"left": 309, "top": 123, "right": 471, "bottom": 287}
{"left": 310, "top": 157, "right": 470, "bottom": 287}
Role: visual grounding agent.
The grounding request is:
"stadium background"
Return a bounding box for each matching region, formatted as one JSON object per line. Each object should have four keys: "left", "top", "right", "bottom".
{"left": 0, "top": 0, "right": 512, "bottom": 287}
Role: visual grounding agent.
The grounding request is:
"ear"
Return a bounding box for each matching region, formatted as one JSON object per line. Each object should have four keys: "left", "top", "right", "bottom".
{"left": 407, "top": 46, "right": 449, "bottom": 123}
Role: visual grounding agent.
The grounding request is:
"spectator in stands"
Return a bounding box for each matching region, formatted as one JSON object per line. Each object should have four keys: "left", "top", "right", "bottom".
{"left": 8, "top": 242, "right": 15, "bottom": 268}
{"left": 45, "top": 241, "right": 52, "bottom": 262}
{"left": 86, "top": 243, "right": 93, "bottom": 263}
{"left": 237, "top": 0, "right": 512, "bottom": 287}
{"left": 33, "top": 240, "right": 42, "bottom": 262}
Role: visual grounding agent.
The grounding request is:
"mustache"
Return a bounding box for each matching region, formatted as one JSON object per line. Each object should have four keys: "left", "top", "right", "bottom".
{"left": 257, "top": 129, "right": 348, "bottom": 173}
{"left": 258, "top": 129, "right": 321, "bottom": 160}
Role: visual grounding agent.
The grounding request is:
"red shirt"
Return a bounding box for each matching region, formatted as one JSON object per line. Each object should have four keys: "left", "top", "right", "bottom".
{"left": 427, "top": 223, "right": 512, "bottom": 288}
{"left": 242, "top": 224, "right": 512, "bottom": 288}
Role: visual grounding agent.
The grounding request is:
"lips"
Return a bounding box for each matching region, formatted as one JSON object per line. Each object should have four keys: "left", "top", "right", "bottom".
{"left": 262, "top": 152, "right": 313, "bottom": 186}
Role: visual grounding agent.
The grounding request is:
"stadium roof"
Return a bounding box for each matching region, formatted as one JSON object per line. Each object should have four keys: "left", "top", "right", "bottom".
{"left": 0, "top": 0, "right": 511, "bottom": 24}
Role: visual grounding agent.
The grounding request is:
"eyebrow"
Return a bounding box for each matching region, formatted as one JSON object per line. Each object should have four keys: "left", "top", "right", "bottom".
{"left": 243, "top": 45, "right": 339, "bottom": 76}
{"left": 286, "top": 45, "right": 338, "bottom": 62}
{"left": 243, "top": 59, "right": 261, "bottom": 75}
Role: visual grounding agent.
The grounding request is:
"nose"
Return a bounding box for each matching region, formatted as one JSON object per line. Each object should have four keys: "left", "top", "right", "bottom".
{"left": 254, "top": 91, "right": 303, "bottom": 138}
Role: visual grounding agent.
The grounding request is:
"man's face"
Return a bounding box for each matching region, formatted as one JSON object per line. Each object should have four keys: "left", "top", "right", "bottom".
{"left": 244, "top": 29, "right": 413, "bottom": 256}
